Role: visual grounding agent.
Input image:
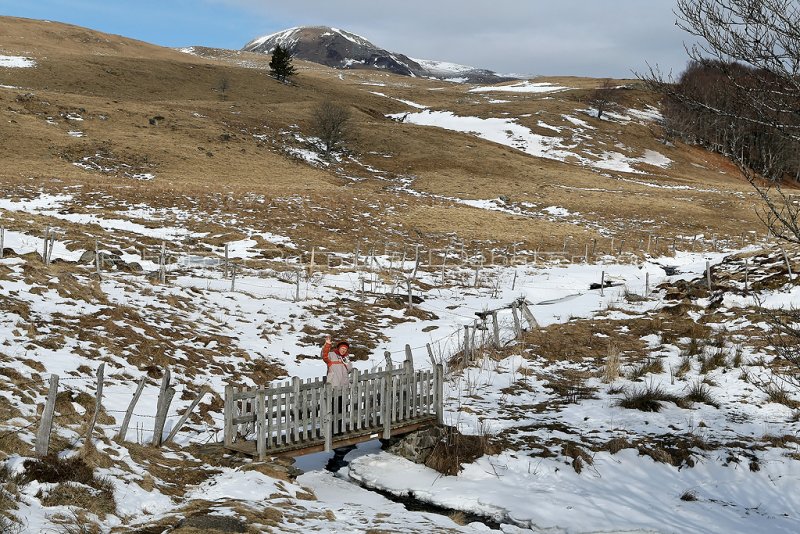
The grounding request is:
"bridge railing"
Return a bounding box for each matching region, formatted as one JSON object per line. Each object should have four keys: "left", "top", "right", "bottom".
{"left": 224, "top": 352, "right": 444, "bottom": 459}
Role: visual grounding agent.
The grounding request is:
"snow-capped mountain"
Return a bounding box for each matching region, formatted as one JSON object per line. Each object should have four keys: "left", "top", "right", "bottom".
{"left": 242, "top": 26, "right": 516, "bottom": 84}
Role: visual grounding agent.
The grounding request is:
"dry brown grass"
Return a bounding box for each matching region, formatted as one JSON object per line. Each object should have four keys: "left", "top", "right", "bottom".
{"left": 0, "top": 15, "right": 772, "bottom": 258}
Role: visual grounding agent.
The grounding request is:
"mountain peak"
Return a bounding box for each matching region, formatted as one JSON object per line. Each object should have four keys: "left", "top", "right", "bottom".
{"left": 242, "top": 26, "right": 516, "bottom": 84}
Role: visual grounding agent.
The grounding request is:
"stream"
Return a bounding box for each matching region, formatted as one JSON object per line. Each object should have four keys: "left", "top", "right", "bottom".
{"left": 294, "top": 440, "right": 503, "bottom": 531}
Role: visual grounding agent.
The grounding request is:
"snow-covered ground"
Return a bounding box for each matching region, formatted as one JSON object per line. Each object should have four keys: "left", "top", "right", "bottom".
{"left": 1, "top": 187, "right": 799, "bottom": 533}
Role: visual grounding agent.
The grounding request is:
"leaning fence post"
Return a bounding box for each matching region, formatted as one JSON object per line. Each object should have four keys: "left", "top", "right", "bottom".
{"left": 426, "top": 343, "right": 436, "bottom": 367}
{"left": 512, "top": 303, "right": 522, "bottom": 339}
{"left": 84, "top": 363, "right": 105, "bottom": 442}
{"left": 36, "top": 375, "right": 60, "bottom": 457}
{"left": 492, "top": 311, "right": 500, "bottom": 348}
{"left": 164, "top": 386, "right": 210, "bottom": 445}
{"left": 117, "top": 377, "right": 146, "bottom": 443}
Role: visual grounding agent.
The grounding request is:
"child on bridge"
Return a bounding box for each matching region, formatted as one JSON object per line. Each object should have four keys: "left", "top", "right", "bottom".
{"left": 321, "top": 334, "right": 353, "bottom": 387}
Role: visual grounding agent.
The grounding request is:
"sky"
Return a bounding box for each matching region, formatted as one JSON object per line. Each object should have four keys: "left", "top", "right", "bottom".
{"left": 0, "top": 0, "right": 693, "bottom": 78}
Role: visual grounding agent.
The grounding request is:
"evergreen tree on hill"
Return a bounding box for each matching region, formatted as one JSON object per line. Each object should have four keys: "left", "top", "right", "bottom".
{"left": 269, "top": 44, "right": 296, "bottom": 82}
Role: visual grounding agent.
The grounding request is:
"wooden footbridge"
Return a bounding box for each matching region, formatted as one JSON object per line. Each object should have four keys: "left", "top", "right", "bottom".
{"left": 223, "top": 346, "right": 444, "bottom": 459}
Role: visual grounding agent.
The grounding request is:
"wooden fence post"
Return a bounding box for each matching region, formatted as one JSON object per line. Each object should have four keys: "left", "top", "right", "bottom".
{"left": 223, "top": 385, "right": 234, "bottom": 447}
{"left": 600, "top": 271, "right": 605, "bottom": 296}
{"left": 164, "top": 387, "right": 210, "bottom": 445}
{"left": 0, "top": 226, "right": 4, "bottom": 259}
{"left": 117, "top": 377, "right": 146, "bottom": 443}
{"left": 492, "top": 311, "right": 500, "bottom": 348}
{"left": 43, "top": 226, "right": 50, "bottom": 265}
{"left": 224, "top": 243, "right": 229, "bottom": 278}
{"left": 782, "top": 248, "right": 794, "bottom": 281}
{"left": 230, "top": 264, "right": 237, "bottom": 292}
{"left": 383, "top": 359, "right": 393, "bottom": 439}
{"left": 95, "top": 240, "right": 101, "bottom": 275}
{"left": 151, "top": 368, "right": 174, "bottom": 447}
{"left": 435, "top": 364, "right": 444, "bottom": 425}
{"left": 463, "top": 325, "right": 470, "bottom": 366}
{"left": 48, "top": 232, "right": 55, "bottom": 265}
{"left": 36, "top": 375, "right": 60, "bottom": 457}
{"left": 309, "top": 247, "right": 316, "bottom": 276}
{"left": 426, "top": 343, "right": 436, "bottom": 367}
{"left": 512, "top": 303, "right": 522, "bottom": 339}
{"left": 645, "top": 272, "right": 650, "bottom": 295}
{"left": 706, "top": 261, "right": 713, "bottom": 290}
{"left": 254, "top": 389, "right": 266, "bottom": 460}
{"left": 520, "top": 302, "right": 539, "bottom": 329}
{"left": 745, "top": 258, "right": 750, "bottom": 292}
{"left": 84, "top": 363, "right": 105, "bottom": 442}
{"left": 295, "top": 269, "right": 301, "bottom": 302}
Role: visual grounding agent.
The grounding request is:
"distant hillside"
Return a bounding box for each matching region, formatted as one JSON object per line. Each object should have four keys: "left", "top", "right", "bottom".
{"left": 242, "top": 26, "right": 516, "bottom": 84}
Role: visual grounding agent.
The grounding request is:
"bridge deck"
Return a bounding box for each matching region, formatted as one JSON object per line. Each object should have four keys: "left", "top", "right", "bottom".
{"left": 224, "top": 417, "right": 435, "bottom": 458}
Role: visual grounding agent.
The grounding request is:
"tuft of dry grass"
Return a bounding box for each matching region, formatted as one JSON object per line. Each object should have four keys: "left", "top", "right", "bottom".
{"left": 617, "top": 383, "right": 680, "bottom": 412}
{"left": 626, "top": 358, "right": 664, "bottom": 381}
{"left": 683, "top": 380, "right": 720, "bottom": 408}
{"left": 602, "top": 342, "right": 621, "bottom": 383}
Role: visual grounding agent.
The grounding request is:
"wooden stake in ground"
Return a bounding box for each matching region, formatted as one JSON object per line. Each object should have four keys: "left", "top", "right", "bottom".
{"left": 511, "top": 303, "right": 522, "bottom": 339}
{"left": 84, "top": 363, "right": 105, "bottom": 442}
{"left": 782, "top": 248, "right": 794, "bottom": 281}
{"left": 47, "top": 232, "right": 56, "bottom": 265}
{"left": 0, "top": 226, "right": 4, "bottom": 259}
{"left": 36, "top": 375, "right": 60, "bottom": 457}
{"left": 309, "top": 246, "right": 315, "bottom": 276}
{"left": 492, "top": 311, "right": 500, "bottom": 348}
{"left": 116, "top": 377, "right": 146, "bottom": 443}
{"left": 645, "top": 272, "right": 650, "bottom": 295}
{"left": 295, "top": 269, "right": 301, "bottom": 302}
{"left": 95, "top": 240, "right": 101, "bottom": 275}
{"left": 224, "top": 243, "right": 229, "bottom": 278}
{"left": 745, "top": 258, "right": 750, "bottom": 293}
{"left": 512, "top": 269, "right": 518, "bottom": 291}
{"left": 600, "top": 271, "right": 605, "bottom": 296}
{"left": 230, "top": 264, "right": 237, "bottom": 292}
{"left": 706, "top": 261, "right": 713, "bottom": 290}
{"left": 42, "top": 226, "right": 50, "bottom": 265}
{"left": 151, "top": 369, "right": 174, "bottom": 447}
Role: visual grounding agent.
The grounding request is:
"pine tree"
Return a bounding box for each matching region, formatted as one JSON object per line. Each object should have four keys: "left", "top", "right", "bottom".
{"left": 269, "top": 44, "right": 296, "bottom": 83}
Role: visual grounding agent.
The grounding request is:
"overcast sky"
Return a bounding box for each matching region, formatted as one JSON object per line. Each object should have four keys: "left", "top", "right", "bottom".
{"left": 1, "top": 0, "right": 693, "bottom": 78}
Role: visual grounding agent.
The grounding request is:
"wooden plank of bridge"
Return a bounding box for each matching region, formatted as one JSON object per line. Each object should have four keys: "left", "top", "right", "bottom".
{"left": 353, "top": 369, "right": 362, "bottom": 430}
{"left": 383, "top": 359, "right": 393, "bottom": 439}
{"left": 323, "top": 383, "right": 333, "bottom": 452}
{"left": 292, "top": 377, "right": 300, "bottom": 443}
{"left": 256, "top": 388, "right": 266, "bottom": 460}
{"left": 349, "top": 372, "right": 357, "bottom": 433}
{"left": 266, "top": 389, "right": 274, "bottom": 449}
{"left": 282, "top": 382, "right": 291, "bottom": 446}
{"left": 310, "top": 380, "right": 318, "bottom": 439}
